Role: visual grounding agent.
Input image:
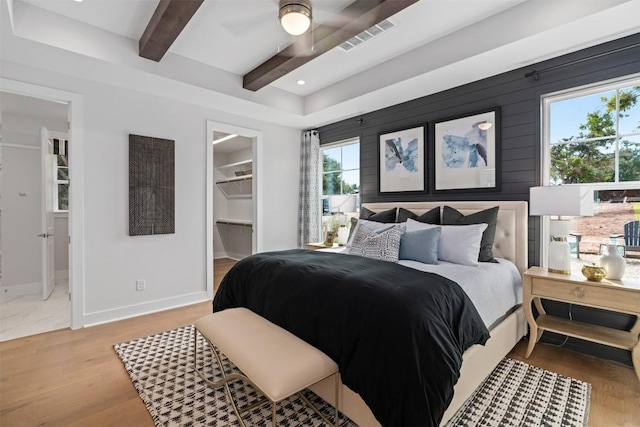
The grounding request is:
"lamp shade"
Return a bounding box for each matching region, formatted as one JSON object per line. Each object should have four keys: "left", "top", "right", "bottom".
{"left": 328, "top": 194, "right": 356, "bottom": 213}
{"left": 529, "top": 185, "right": 594, "bottom": 217}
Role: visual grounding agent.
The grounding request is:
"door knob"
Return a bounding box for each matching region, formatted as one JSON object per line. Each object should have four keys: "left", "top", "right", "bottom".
{"left": 37, "top": 233, "right": 54, "bottom": 238}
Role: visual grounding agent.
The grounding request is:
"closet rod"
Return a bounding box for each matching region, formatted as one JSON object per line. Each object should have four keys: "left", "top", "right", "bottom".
{"left": 216, "top": 220, "right": 252, "bottom": 228}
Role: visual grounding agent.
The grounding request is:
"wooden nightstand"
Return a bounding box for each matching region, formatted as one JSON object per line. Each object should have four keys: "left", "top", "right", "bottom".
{"left": 523, "top": 266, "right": 640, "bottom": 380}
{"left": 305, "top": 242, "right": 338, "bottom": 250}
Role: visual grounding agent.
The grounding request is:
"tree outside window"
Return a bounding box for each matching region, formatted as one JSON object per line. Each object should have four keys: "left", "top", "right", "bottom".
{"left": 550, "top": 85, "right": 640, "bottom": 184}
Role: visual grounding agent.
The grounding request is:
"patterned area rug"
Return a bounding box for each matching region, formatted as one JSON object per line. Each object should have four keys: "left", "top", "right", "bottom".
{"left": 115, "top": 325, "right": 591, "bottom": 427}
{"left": 446, "top": 358, "right": 590, "bottom": 426}
{"left": 114, "top": 325, "right": 355, "bottom": 426}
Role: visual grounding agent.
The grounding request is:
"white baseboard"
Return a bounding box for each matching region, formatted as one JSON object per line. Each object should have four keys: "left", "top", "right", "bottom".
{"left": 55, "top": 269, "right": 69, "bottom": 280}
{"left": 82, "top": 291, "right": 210, "bottom": 327}
{"left": 0, "top": 282, "right": 40, "bottom": 297}
{"left": 214, "top": 251, "right": 247, "bottom": 261}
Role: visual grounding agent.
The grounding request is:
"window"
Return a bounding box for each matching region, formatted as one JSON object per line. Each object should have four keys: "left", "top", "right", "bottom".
{"left": 54, "top": 138, "right": 69, "bottom": 212}
{"left": 543, "top": 74, "right": 640, "bottom": 275}
{"left": 321, "top": 139, "right": 360, "bottom": 216}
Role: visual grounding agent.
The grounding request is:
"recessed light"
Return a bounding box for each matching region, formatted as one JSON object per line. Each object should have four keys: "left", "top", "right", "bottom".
{"left": 297, "top": 80, "right": 306, "bottom": 85}
{"left": 73, "top": 0, "right": 84, "bottom": 2}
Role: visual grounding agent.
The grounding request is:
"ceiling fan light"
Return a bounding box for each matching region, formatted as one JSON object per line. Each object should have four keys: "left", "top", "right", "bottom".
{"left": 279, "top": 1, "right": 312, "bottom": 36}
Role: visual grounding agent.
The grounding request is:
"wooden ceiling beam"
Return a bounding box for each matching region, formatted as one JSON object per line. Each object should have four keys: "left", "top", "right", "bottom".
{"left": 139, "top": 0, "right": 204, "bottom": 62}
{"left": 243, "top": 0, "right": 419, "bottom": 92}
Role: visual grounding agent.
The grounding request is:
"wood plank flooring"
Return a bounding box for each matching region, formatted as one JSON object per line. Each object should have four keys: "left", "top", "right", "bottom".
{"left": 1, "top": 258, "right": 638, "bottom": 426}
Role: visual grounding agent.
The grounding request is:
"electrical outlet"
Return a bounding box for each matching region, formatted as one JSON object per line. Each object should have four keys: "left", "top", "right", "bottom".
{"left": 136, "top": 279, "right": 146, "bottom": 291}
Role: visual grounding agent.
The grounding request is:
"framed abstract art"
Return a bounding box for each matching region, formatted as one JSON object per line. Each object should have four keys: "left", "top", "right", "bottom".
{"left": 434, "top": 108, "right": 501, "bottom": 192}
{"left": 378, "top": 125, "right": 426, "bottom": 194}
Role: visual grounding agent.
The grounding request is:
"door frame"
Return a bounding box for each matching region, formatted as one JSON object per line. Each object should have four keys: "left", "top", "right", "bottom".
{"left": 1, "top": 78, "right": 85, "bottom": 329}
{"left": 205, "top": 120, "right": 262, "bottom": 297}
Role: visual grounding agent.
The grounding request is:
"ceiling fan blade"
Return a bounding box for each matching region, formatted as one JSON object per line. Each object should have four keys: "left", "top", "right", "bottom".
{"left": 219, "top": 11, "right": 275, "bottom": 37}
{"left": 279, "top": 33, "right": 316, "bottom": 57}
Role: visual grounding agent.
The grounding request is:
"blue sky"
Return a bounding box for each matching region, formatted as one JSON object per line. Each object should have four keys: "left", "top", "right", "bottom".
{"left": 550, "top": 88, "right": 640, "bottom": 143}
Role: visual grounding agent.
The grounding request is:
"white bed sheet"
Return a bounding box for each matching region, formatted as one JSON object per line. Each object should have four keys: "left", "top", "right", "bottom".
{"left": 318, "top": 246, "right": 522, "bottom": 330}
{"left": 398, "top": 258, "right": 522, "bottom": 329}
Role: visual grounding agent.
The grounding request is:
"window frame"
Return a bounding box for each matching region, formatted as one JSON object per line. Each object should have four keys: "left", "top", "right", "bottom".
{"left": 542, "top": 73, "right": 640, "bottom": 190}
{"left": 540, "top": 73, "right": 640, "bottom": 267}
{"left": 320, "top": 137, "right": 360, "bottom": 197}
{"left": 319, "top": 137, "right": 360, "bottom": 223}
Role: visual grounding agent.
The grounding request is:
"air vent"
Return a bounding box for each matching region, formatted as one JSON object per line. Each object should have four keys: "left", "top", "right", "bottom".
{"left": 338, "top": 19, "right": 396, "bottom": 52}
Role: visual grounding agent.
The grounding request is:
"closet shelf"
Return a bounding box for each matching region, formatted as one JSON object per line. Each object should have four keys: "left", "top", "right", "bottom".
{"left": 216, "top": 175, "right": 252, "bottom": 198}
{"left": 215, "top": 174, "right": 253, "bottom": 185}
{"left": 217, "top": 159, "right": 252, "bottom": 170}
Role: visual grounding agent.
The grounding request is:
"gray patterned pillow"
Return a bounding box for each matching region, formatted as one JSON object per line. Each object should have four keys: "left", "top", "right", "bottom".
{"left": 347, "top": 224, "right": 403, "bottom": 263}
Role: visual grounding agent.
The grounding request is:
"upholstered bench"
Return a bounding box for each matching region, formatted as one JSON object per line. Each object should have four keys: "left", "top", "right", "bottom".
{"left": 194, "top": 308, "right": 340, "bottom": 427}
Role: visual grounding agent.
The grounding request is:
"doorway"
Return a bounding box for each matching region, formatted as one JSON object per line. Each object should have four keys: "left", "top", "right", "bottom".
{"left": 0, "top": 92, "right": 71, "bottom": 341}
{"left": 205, "top": 121, "right": 261, "bottom": 297}
{"left": 0, "top": 78, "right": 85, "bottom": 337}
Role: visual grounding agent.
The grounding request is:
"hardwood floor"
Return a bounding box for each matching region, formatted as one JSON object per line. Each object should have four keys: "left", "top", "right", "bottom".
{"left": 1, "top": 257, "right": 638, "bottom": 426}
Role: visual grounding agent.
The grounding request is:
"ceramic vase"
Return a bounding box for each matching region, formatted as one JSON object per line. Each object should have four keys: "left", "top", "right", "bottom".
{"left": 599, "top": 244, "right": 626, "bottom": 280}
{"left": 337, "top": 226, "right": 349, "bottom": 246}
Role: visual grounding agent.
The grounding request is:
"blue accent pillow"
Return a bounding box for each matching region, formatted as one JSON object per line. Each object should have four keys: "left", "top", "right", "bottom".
{"left": 399, "top": 227, "right": 441, "bottom": 264}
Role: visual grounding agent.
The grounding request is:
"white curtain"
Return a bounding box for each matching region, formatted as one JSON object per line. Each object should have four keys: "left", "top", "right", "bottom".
{"left": 298, "top": 130, "right": 321, "bottom": 247}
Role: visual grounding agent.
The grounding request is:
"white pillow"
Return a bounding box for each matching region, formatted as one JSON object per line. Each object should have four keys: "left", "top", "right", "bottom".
{"left": 405, "top": 218, "right": 488, "bottom": 266}
{"left": 346, "top": 219, "right": 396, "bottom": 249}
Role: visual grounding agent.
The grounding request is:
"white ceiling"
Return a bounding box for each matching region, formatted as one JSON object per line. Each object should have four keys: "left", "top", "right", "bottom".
{"left": 3, "top": 0, "right": 640, "bottom": 128}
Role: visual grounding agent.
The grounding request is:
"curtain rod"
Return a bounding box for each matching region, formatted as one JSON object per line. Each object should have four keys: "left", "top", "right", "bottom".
{"left": 524, "top": 42, "right": 640, "bottom": 81}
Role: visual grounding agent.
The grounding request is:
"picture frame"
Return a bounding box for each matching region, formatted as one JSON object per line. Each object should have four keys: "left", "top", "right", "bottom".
{"left": 324, "top": 231, "right": 337, "bottom": 246}
{"left": 433, "top": 107, "right": 501, "bottom": 192}
{"left": 378, "top": 125, "right": 426, "bottom": 194}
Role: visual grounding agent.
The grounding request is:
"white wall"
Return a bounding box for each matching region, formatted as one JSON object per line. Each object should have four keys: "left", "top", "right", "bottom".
{"left": 1, "top": 145, "right": 40, "bottom": 289}
{"left": 1, "top": 61, "right": 301, "bottom": 325}
{"left": 1, "top": 112, "right": 67, "bottom": 291}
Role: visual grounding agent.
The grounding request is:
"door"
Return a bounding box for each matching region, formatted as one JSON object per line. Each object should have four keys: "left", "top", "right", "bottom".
{"left": 40, "top": 127, "right": 55, "bottom": 300}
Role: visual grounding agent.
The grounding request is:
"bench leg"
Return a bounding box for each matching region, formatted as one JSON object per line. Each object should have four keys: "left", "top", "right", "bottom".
{"left": 335, "top": 372, "right": 340, "bottom": 427}
{"left": 193, "top": 327, "right": 260, "bottom": 427}
{"left": 273, "top": 401, "right": 277, "bottom": 427}
{"left": 297, "top": 373, "right": 340, "bottom": 427}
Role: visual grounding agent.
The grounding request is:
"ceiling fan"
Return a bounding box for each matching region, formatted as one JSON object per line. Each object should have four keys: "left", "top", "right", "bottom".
{"left": 219, "top": 0, "right": 364, "bottom": 56}
{"left": 279, "top": 0, "right": 313, "bottom": 36}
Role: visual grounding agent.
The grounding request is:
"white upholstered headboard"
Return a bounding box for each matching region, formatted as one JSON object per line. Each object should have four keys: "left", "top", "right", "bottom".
{"left": 360, "top": 201, "right": 528, "bottom": 273}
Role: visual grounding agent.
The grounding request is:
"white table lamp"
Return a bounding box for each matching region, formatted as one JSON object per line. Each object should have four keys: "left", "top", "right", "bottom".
{"left": 530, "top": 185, "right": 594, "bottom": 274}
{"left": 329, "top": 194, "right": 357, "bottom": 245}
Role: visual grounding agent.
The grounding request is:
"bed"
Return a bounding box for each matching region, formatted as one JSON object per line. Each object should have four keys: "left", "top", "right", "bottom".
{"left": 214, "top": 201, "right": 528, "bottom": 426}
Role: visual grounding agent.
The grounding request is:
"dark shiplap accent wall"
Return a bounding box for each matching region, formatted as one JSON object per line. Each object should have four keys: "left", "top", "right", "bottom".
{"left": 317, "top": 33, "right": 640, "bottom": 365}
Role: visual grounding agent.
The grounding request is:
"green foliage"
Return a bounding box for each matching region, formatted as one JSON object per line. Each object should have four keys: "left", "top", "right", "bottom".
{"left": 619, "top": 140, "right": 640, "bottom": 182}
{"left": 551, "top": 86, "right": 640, "bottom": 184}
{"left": 322, "top": 153, "right": 359, "bottom": 195}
